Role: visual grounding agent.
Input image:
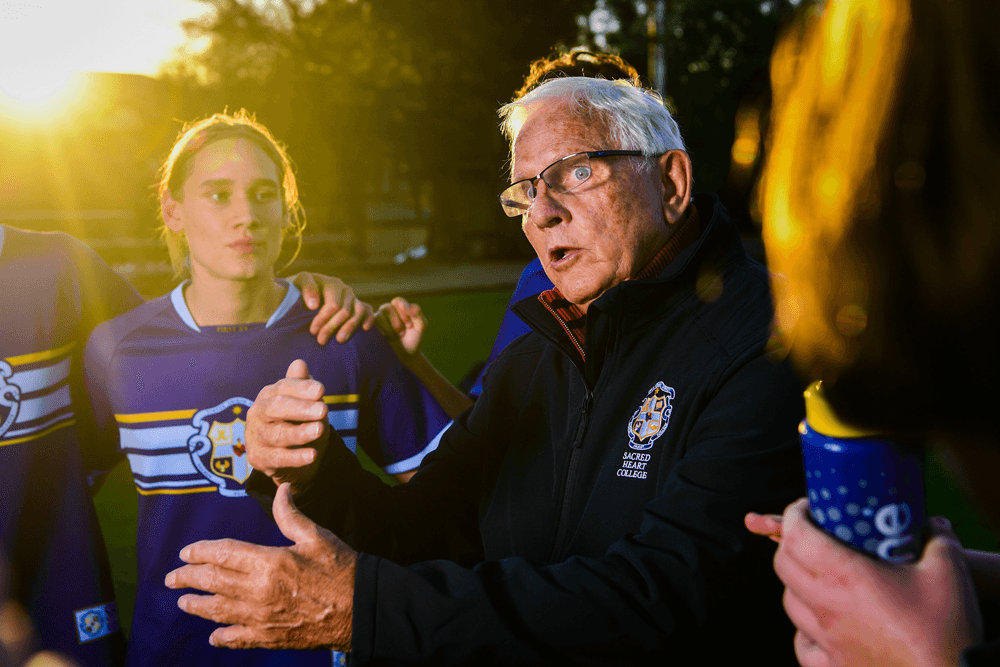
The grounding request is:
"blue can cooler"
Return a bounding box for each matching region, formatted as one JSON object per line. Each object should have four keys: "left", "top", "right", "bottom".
{"left": 800, "top": 418, "right": 926, "bottom": 562}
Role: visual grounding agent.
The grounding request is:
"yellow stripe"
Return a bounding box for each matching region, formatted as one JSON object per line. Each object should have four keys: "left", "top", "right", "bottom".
{"left": 324, "top": 394, "right": 359, "bottom": 405}
{"left": 136, "top": 485, "right": 216, "bottom": 496}
{"left": 116, "top": 409, "right": 198, "bottom": 424}
{"left": 0, "top": 419, "right": 75, "bottom": 447}
{"left": 5, "top": 342, "right": 76, "bottom": 366}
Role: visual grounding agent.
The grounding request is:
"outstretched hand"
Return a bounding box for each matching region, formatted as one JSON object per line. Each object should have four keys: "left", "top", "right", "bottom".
{"left": 166, "top": 483, "right": 356, "bottom": 651}
{"left": 289, "top": 272, "right": 375, "bottom": 345}
{"left": 755, "top": 498, "right": 982, "bottom": 667}
{"left": 374, "top": 296, "right": 426, "bottom": 362}
{"left": 245, "top": 360, "right": 329, "bottom": 493}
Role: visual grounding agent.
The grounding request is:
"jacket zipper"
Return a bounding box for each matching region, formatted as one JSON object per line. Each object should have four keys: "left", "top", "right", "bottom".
{"left": 539, "top": 297, "right": 585, "bottom": 361}
{"left": 548, "top": 388, "right": 593, "bottom": 560}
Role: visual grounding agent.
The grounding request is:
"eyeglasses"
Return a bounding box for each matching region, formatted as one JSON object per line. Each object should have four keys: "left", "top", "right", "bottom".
{"left": 498, "top": 150, "right": 645, "bottom": 217}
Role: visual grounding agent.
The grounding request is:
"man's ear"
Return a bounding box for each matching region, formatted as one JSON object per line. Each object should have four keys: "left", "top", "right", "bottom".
{"left": 162, "top": 192, "right": 184, "bottom": 233}
{"left": 658, "top": 150, "right": 693, "bottom": 225}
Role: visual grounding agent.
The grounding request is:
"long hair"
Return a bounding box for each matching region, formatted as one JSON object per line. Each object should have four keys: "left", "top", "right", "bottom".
{"left": 157, "top": 109, "right": 305, "bottom": 277}
{"left": 762, "top": 0, "right": 1000, "bottom": 436}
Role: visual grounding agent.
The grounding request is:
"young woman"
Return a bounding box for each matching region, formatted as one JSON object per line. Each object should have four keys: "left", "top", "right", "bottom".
{"left": 83, "top": 111, "right": 449, "bottom": 666}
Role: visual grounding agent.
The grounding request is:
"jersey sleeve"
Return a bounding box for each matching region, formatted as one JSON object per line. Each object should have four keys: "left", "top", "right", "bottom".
{"left": 66, "top": 234, "right": 143, "bottom": 335}
{"left": 65, "top": 235, "right": 141, "bottom": 487}
{"left": 79, "top": 317, "right": 129, "bottom": 489}
{"left": 355, "top": 332, "right": 452, "bottom": 475}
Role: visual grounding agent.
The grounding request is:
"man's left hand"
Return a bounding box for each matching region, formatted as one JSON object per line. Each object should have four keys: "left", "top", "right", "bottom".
{"left": 289, "top": 272, "right": 375, "bottom": 344}
{"left": 165, "top": 483, "right": 356, "bottom": 651}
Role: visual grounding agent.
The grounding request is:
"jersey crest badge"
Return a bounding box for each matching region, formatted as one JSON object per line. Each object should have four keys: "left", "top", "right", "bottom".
{"left": 627, "top": 381, "right": 675, "bottom": 450}
{"left": 0, "top": 361, "right": 21, "bottom": 438}
{"left": 188, "top": 397, "right": 254, "bottom": 496}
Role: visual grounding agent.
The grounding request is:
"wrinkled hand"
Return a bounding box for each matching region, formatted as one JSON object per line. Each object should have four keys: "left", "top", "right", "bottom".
{"left": 772, "top": 498, "right": 982, "bottom": 667}
{"left": 166, "top": 483, "right": 356, "bottom": 651}
{"left": 289, "top": 272, "right": 375, "bottom": 345}
{"left": 374, "top": 297, "right": 426, "bottom": 361}
{"left": 246, "top": 360, "right": 328, "bottom": 493}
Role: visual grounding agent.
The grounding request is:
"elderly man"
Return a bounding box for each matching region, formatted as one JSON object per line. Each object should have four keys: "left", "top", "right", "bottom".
{"left": 167, "top": 77, "right": 805, "bottom": 665}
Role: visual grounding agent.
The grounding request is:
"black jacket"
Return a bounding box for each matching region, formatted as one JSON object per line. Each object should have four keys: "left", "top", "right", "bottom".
{"left": 250, "top": 194, "right": 805, "bottom": 665}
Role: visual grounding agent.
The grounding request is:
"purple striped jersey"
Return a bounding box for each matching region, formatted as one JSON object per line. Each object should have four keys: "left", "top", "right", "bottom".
{"left": 0, "top": 225, "right": 139, "bottom": 665}
{"left": 84, "top": 280, "right": 450, "bottom": 667}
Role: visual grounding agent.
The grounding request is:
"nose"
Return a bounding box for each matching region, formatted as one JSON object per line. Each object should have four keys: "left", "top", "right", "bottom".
{"left": 523, "top": 179, "right": 568, "bottom": 231}
{"left": 230, "top": 191, "right": 257, "bottom": 228}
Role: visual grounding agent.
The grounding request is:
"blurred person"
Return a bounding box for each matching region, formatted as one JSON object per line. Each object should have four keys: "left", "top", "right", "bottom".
{"left": 0, "top": 219, "right": 362, "bottom": 666}
{"left": 742, "top": 0, "right": 1000, "bottom": 664}
{"left": 169, "top": 77, "right": 806, "bottom": 664}
{"left": 82, "top": 111, "right": 450, "bottom": 667}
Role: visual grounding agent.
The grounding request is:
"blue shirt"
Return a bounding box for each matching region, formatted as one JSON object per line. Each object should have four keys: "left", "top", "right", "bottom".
{"left": 84, "top": 281, "right": 450, "bottom": 667}
{"left": 468, "top": 258, "right": 553, "bottom": 397}
{"left": 0, "top": 225, "right": 139, "bottom": 665}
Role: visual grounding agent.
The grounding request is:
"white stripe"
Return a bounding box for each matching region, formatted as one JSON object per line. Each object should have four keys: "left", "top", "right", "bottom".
{"left": 266, "top": 280, "right": 299, "bottom": 328}
{"left": 134, "top": 477, "right": 207, "bottom": 490}
{"left": 0, "top": 225, "right": 5, "bottom": 257}
{"left": 14, "top": 385, "right": 71, "bottom": 424}
{"left": 126, "top": 450, "right": 199, "bottom": 479}
{"left": 382, "top": 420, "right": 452, "bottom": 475}
{"left": 327, "top": 409, "right": 358, "bottom": 432}
{"left": 119, "top": 424, "right": 197, "bottom": 452}
{"left": 10, "top": 358, "right": 71, "bottom": 393}
{"left": 3, "top": 412, "right": 73, "bottom": 439}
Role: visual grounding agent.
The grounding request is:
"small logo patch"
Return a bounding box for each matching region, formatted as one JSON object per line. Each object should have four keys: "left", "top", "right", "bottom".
{"left": 627, "top": 381, "right": 675, "bottom": 450}
{"left": 74, "top": 602, "right": 119, "bottom": 643}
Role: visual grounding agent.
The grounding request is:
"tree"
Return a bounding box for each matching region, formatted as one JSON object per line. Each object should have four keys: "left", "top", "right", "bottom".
{"left": 582, "top": 0, "right": 820, "bottom": 234}
{"left": 164, "top": 0, "right": 591, "bottom": 261}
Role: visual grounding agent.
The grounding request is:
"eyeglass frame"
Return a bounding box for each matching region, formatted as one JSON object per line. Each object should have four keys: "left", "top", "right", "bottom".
{"left": 498, "top": 149, "right": 646, "bottom": 217}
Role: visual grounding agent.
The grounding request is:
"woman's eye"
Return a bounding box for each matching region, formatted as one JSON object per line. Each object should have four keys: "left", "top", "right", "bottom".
{"left": 209, "top": 191, "right": 230, "bottom": 203}
{"left": 255, "top": 189, "right": 279, "bottom": 202}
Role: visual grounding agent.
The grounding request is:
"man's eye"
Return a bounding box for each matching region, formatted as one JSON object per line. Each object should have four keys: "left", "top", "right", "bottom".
{"left": 526, "top": 184, "right": 537, "bottom": 201}
{"left": 571, "top": 166, "right": 591, "bottom": 182}
{"left": 209, "top": 191, "right": 230, "bottom": 203}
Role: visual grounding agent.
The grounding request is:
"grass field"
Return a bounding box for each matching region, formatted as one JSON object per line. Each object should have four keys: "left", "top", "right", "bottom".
{"left": 91, "top": 286, "right": 999, "bottom": 638}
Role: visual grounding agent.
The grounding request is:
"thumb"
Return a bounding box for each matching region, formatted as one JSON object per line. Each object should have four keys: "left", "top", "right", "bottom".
{"left": 273, "top": 482, "right": 319, "bottom": 545}
{"left": 919, "top": 515, "right": 968, "bottom": 576}
{"left": 286, "top": 359, "right": 313, "bottom": 380}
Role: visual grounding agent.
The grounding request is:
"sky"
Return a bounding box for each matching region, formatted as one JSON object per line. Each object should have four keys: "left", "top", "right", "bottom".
{"left": 0, "top": 0, "right": 207, "bottom": 77}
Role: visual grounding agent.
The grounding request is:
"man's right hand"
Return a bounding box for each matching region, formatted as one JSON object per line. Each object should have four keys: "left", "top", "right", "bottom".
{"left": 246, "top": 360, "right": 329, "bottom": 493}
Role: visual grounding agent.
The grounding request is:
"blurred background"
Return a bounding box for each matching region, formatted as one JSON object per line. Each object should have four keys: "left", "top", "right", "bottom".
{"left": 6, "top": 0, "right": 993, "bottom": 638}
{"left": 0, "top": 0, "right": 814, "bottom": 296}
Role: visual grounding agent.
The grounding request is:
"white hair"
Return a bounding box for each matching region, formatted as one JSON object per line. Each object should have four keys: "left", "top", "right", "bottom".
{"left": 498, "top": 77, "right": 687, "bottom": 173}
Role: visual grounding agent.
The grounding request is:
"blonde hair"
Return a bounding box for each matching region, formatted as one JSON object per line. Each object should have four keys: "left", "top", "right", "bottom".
{"left": 157, "top": 110, "right": 305, "bottom": 277}
{"left": 762, "top": 0, "right": 1000, "bottom": 433}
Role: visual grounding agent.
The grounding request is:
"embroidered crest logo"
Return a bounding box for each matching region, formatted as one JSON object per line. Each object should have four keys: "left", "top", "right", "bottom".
{"left": 0, "top": 361, "right": 21, "bottom": 438}
{"left": 627, "top": 381, "right": 675, "bottom": 450}
{"left": 187, "top": 397, "right": 254, "bottom": 497}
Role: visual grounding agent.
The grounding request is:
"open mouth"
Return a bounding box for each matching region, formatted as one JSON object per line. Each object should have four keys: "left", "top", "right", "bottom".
{"left": 550, "top": 247, "right": 580, "bottom": 267}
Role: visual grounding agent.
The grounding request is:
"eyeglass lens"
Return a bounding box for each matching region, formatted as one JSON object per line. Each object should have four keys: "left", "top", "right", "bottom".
{"left": 500, "top": 153, "right": 594, "bottom": 217}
